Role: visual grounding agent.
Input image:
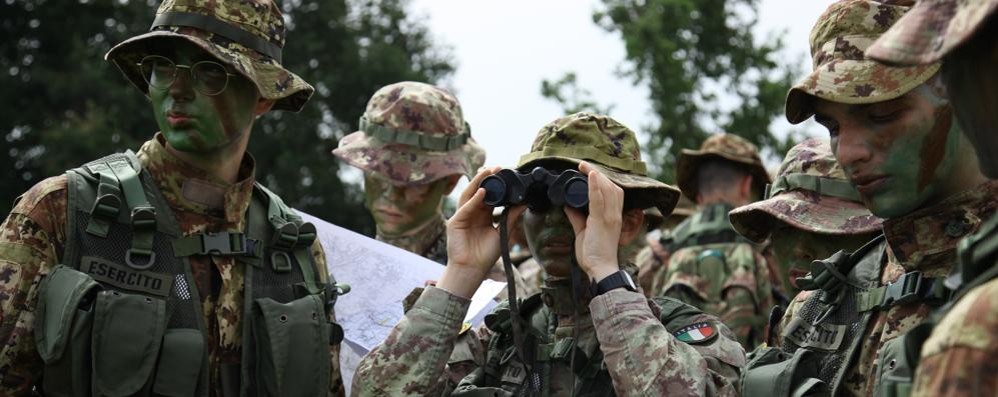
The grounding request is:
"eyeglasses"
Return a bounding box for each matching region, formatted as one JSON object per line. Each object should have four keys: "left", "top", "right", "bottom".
{"left": 137, "top": 55, "right": 237, "bottom": 96}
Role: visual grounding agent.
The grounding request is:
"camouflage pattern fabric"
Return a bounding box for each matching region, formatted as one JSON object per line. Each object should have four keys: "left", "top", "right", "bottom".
{"left": 729, "top": 137, "right": 883, "bottom": 243}
{"left": 0, "top": 136, "right": 343, "bottom": 395}
{"left": 651, "top": 226, "right": 774, "bottom": 349}
{"left": 785, "top": 0, "right": 942, "bottom": 124}
{"left": 105, "top": 0, "right": 314, "bottom": 112}
{"left": 675, "top": 133, "right": 771, "bottom": 201}
{"left": 867, "top": 0, "right": 998, "bottom": 65}
{"left": 334, "top": 81, "right": 486, "bottom": 186}
{"left": 377, "top": 215, "right": 448, "bottom": 265}
{"left": 777, "top": 180, "right": 998, "bottom": 395}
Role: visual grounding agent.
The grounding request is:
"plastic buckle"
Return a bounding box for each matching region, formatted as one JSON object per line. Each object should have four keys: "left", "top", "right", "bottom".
{"left": 131, "top": 206, "right": 157, "bottom": 229}
{"left": 271, "top": 220, "right": 299, "bottom": 251}
{"left": 200, "top": 232, "right": 246, "bottom": 255}
{"left": 296, "top": 222, "right": 317, "bottom": 247}
{"left": 91, "top": 194, "right": 121, "bottom": 219}
{"left": 882, "top": 271, "right": 923, "bottom": 308}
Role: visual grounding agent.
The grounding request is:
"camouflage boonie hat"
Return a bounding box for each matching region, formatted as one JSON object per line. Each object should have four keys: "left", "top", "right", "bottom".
{"left": 517, "top": 112, "right": 680, "bottom": 215}
{"left": 785, "top": 0, "right": 942, "bottom": 124}
{"left": 867, "top": 0, "right": 998, "bottom": 65}
{"left": 333, "top": 81, "right": 486, "bottom": 186}
{"left": 675, "top": 133, "right": 771, "bottom": 200}
{"left": 105, "top": 0, "right": 313, "bottom": 112}
{"left": 730, "top": 137, "right": 883, "bottom": 243}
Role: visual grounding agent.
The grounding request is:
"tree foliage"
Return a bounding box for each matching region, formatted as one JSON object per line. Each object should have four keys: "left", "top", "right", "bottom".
{"left": 0, "top": 0, "right": 454, "bottom": 235}
{"left": 544, "top": 0, "right": 801, "bottom": 182}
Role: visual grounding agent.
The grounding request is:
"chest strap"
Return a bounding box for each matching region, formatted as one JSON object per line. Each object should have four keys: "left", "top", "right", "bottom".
{"left": 83, "top": 154, "right": 158, "bottom": 270}
{"left": 855, "top": 271, "right": 948, "bottom": 313}
{"left": 172, "top": 232, "right": 262, "bottom": 258}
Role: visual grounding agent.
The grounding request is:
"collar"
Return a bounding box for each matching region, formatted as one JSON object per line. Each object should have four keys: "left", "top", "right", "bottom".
{"left": 376, "top": 214, "right": 447, "bottom": 258}
{"left": 137, "top": 133, "right": 256, "bottom": 231}
{"left": 883, "top": 180, "right": 998, "bottom": 276}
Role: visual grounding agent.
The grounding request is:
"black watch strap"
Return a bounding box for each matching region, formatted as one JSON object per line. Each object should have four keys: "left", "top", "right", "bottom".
{"left": 590, "top": 270, "right": 637, "bottom": 296}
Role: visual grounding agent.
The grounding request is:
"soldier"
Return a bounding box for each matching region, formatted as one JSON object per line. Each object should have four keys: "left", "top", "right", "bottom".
{"left": 867, "top": 1, "right": 998, "bottom": 395}
{"left": 352, "top": 112, "right": 746, "bottom": 396}
{"left": 649, "top": 133, "right": 776, "bottom": 348}
{"left": 740, "top": 1, "right": 995, "bottom": 395}
{"left": 0, "top": 0, "right": 344, "bottom": 395}
{"left": 729, "top": 138, "right": 882, "bottom": 300}
{"left": 635, "top": 194, "right": 694, "bottom": 296}
{"left": 333, "top": 81, "right": 486, "bottom": 265}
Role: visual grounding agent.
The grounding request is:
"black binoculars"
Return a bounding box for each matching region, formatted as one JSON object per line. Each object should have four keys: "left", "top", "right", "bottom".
{"left": 480, "top": 167, "right": 589, "bottom": 210}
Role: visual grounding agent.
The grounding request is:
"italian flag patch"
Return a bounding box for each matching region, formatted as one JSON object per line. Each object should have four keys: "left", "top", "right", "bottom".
{"left": 673, "top": 322, "right": 717, "bottom": 344}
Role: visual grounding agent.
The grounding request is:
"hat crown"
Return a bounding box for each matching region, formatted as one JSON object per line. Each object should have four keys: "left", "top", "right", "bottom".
{"left": 522, "top": 112, "right": 646, "bottom": 175}
{"left": 698, "top": 133, "right": 763, "bottom": 166}
{"left": 155, "top": 0, "right": 285, "bottom": 52}
{"left": 364, "top": 82, "right": 466, "bottom": 139}
{"left": 809, "top": 0, "right": 914, "bottom": 68}
{"left": 777, "top": 138, "right": 849, "bottom": 182}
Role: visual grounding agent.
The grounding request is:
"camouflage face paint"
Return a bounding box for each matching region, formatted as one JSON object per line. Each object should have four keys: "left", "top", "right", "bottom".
{"left": 943, "top": 25, "right": 998, "bottom": 178}
{"left": 364, "top": 174, "right": 448, "bottom": 235}
{"left": 522, "top": 205, "right": 576, "bottom": 278}
{"left": 770, "top": 226, "right": 876, "bottom": 296}
{"left": 148, "top": 40, "right": 260, "bottom": 154}
{"left": 818, "top": 87, "right": 964, "bottom": 218}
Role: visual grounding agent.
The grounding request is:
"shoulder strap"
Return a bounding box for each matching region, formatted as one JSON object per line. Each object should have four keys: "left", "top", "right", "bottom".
{"left": 252, "top": 183, "right": 322, "bottom": 294}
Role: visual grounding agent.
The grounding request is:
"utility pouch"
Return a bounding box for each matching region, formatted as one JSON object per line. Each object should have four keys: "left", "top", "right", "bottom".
{"left": 151, "top": 329, "right": 204, "bottom": 397}
{"left": 252, "top": 294, "right": 330, "bottom": 396}
{"left": 741, "top": 347, "right": 828, "bottom": 397}
{"left": 35, "top": 265, "right": 101, "bottom": 396}
{"left": 873, "top": 335, "right": 919, "bottom": 397}
{"left": 92, "top": 290, "right": 167, "bottom": 396}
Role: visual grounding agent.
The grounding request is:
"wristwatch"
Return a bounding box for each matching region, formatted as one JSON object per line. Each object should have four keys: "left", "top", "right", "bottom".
{"left": 590, "top": 270, "right": 637, "bottom": 296}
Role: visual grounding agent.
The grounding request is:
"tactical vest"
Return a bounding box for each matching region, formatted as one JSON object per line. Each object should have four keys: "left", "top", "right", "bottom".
{"left": 33, "top": 152, "right": 343, "bottom": 397}
{"left": 741, "top": 235, "right": 950, "bottom": 397}
{"left": 663, "top": 203, "right": 751, "bottom": 252}
{"left": 450, "top": 294, "right": 709, "bottom": 397}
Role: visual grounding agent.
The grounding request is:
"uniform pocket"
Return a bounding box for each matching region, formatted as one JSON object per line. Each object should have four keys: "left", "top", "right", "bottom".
{"left": 91, "top": 289, "right": 167, "bottom": 396}
{"left": 152, "top": 329, "right": 204, "bottom": 397}
{"left": 875, "top": 336, "right": 917, "bottom": 397}
{"left": 252, "top": 294, "right": 331, "bottom": 396}
{"left": 34, "top": 265, "right": 101, "bottom": 396}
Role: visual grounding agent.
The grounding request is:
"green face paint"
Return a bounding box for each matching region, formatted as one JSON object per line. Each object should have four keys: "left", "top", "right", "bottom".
{"left": 147, "top": 40, "right": 260, "bottom": 154}
{"left": 770, "top": 226, "right": 876, "bottom": 296}
{"left": 522, "top": 205, "right": 577, "bottom": 278}
{"left": 364, "top": 174, "right": 450, "bottom": 235}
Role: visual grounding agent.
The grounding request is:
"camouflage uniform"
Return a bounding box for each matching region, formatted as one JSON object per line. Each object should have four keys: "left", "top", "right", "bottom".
{"left": 351, "top": 113, "right": 746, "bottom": 396}
{"left": 729, "top": 138, "right": 883, "bottom": 302}
{"left": 0, "top": 1, "right": 344, "bottom": 395}
{"left": 742, "top": 2, "right": 998, "bottom": 396}
{"left": 650, "top": 133, "right": 776, "bottom": 348}
{"left": 635, "top": 197, "right": 694, "bottom": 296}
{"left": 333, "top": 82, "right": 486, "bottom": 265}
{"left": 868, "top": 2, "right": 998, "bottom": 396}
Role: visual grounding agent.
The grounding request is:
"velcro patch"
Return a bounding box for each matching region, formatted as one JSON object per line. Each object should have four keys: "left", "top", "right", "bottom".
{"left": 81, "top": 256, "right": 174, "bottom": 297}
{"left": 783, "top": 317, "right": 847, "bottom": 351}
{"left": 673, "top": 322, "right": 718, "bottom": 344}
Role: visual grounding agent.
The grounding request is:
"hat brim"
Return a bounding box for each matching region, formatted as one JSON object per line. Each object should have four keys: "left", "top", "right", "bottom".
{"left": 676, "top": 151, "right": 771, "bottom": 201}
{"left": 866, "top": 0, "right": 998, "bottom": 66}
{"left": 729, "top": 190, "right": 883, "bottom": 243}
{"left": 517, "top": 156, "right": 681, "bottom": 216}
{"left": 785, "top": 59, "right": 940, "bottom": 124}
{"left": 105, "top": 28, "right": 314, "bottom": 112}
{"left": 333, "top": 130, "right": 486, "bottom": 186}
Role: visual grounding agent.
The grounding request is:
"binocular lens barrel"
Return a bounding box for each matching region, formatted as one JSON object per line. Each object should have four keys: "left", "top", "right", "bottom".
{"left": 481, "top": 176, "right": 508, "bottom": 206}
{"left": 563, "top": 179, "right": 588, "bottom": 208}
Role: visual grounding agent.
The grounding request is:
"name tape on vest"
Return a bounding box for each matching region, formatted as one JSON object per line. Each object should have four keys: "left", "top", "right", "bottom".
{"left": 783, "top": 317, "right": 847, "bottom": 352}
{"left": 81, "top": 256, "right": 174, "bottom": 297}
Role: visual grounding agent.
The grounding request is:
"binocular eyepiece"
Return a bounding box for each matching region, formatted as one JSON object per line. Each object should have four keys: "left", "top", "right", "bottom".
{"left": 480, "top": 167, "right": 589, "bottom": 211}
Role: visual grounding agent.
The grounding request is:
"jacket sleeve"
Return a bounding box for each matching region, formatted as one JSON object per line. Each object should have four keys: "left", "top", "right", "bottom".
{"left": 589, "top": 289, "right": 746, "bottom": 396}
{"left": 350, "top": 286, "right": 477, "bottom": 396}
{"left": 0, "top": 177, "right": 68, "bottom": 395}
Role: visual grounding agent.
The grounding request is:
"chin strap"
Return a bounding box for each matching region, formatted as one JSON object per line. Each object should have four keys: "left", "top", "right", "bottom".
{"left": 498, "top": 207, "right": 533, "bottom": 393}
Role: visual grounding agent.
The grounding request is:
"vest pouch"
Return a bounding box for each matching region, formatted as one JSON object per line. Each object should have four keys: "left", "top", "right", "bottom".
{"left": 741, "top": 347, "right": 828, "bottom": 397}
{"left": 151, "top": 329, "right": 204, "bottom": 397}
{"left": 251, "top": 294, "right": 331, "bottom": 396}
{"left": 92, "top": 289, "right": 168, "bottom": 396}
{"left": 35, "top": 265, "right": 101, "bottom": 396}
{"left": 873, "top": 336, "right": 915, "bottom": 397}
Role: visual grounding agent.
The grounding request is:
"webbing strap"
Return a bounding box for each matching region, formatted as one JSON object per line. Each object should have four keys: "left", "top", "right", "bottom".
{"left": 256, "top": 184, "right": 321, "bottom": 293}
{"left": 85, "top": 165, "right": 123, "bottom": 238}
{"left": 518, "top": 146, "right": 648, "bottom": 175}
{"left": 855, "top": 271, "right": 947, "bottom": 313}
{"left": 152, "top": 11, "right": 282, "bottom": 62}
{"left": 498, "top": 208, "right": 531, "bottom": 377}
{"left": 360, "top": 116, "right": 470, "bottom": 151}
{"left": 105, "top": 158, "right": 158, "bottom": 270}
{"left": 766, "top": 173, "right": 862, "bottom": 201}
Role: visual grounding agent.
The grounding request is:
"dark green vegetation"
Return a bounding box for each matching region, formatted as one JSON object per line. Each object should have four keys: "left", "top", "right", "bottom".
{"left": 0, "top": 0, "right": 453, "bottom": 235}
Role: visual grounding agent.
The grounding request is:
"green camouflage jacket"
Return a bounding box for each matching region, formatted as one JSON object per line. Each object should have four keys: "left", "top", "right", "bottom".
{"left": 0, "top": 135, "right": 343, "bottom": 395}
{"left": 351, "top": 279, "right": 745, "bottom": 396}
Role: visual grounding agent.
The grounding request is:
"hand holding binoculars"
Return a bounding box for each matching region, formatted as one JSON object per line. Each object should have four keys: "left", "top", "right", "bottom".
{"left": 479, "top": 167, "right": 589, "bottom": 211}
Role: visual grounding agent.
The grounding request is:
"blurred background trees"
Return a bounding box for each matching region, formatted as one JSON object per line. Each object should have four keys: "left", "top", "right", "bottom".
{"left": 542, "top": 0, "right": 802, "bottom": 182}
{"left": 0, "top": 0, "right": 453, "bottom": 235}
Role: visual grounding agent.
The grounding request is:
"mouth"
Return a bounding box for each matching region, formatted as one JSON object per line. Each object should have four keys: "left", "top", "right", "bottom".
{"left": 850, "top": 173, "right": 889, "bottom": 196}
{"left": 166, "top": 111, "right": 193, "bottom": 127}
{"left": 373, "top": 207, "right": 406, "bottom": 222}
{"left": 540, "top": 234, "right": 574, "bottom": 254}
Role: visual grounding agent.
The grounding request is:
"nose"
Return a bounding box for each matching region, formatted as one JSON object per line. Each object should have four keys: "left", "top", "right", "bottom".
{"left": 167, "top": 66, "right": 195, "bottom": 100}
{"left": 545, "top": 205, "right": 570, "bottom": 227}
{"left": 833, "top": 127, "right": 873, "bottom": 170}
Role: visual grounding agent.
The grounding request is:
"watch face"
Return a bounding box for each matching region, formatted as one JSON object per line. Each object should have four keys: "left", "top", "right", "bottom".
{"left": 621, "top": 271, "right": 636, "bottom": 290}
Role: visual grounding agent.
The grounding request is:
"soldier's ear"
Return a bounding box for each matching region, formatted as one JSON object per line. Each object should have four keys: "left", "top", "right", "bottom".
{"left": 254, "top": 97, "right": 276, "bottom": 116}
{"left": 618, "top": 208, "right": 645, "bottom": 246}
{"left": 442, "top": 175, "right": 462, "bottom": 195}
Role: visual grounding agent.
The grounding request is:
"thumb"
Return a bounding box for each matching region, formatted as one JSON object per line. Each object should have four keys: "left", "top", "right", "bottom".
{"left": 564, "top": 207, "right": 587, "bottom": 236}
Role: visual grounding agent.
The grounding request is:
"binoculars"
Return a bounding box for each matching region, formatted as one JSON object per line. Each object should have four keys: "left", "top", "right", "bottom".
{"left": 480, "top": 167, "right": 589, "bottom": 211}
